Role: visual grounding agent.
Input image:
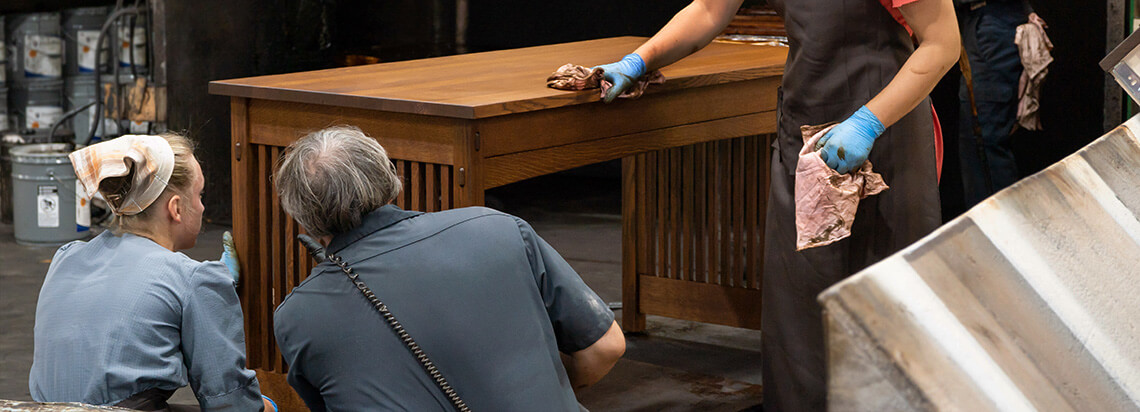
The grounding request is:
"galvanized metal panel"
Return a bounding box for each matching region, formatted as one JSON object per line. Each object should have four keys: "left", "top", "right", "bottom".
{"left": 821, "top": 116, "right": 1140, "bottom": 411}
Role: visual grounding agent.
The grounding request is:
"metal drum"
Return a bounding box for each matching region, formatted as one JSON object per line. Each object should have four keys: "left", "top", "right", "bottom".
{"left": 115, "top": 12, "right": 147, "bottom": 75}
{"left": 65, "top": 76, "right": 99, "bottom": 145}
{"left": 10, "top": 143, "right": 90, "bottom": 246}
{"left": 6, "top": 13, "right": 63, "bottom": 82}
{"left": 10, "top": 79, "right": 64, "bottom": 140}
{"left": 63, "top": 6, "right": 110, "bottom": 76}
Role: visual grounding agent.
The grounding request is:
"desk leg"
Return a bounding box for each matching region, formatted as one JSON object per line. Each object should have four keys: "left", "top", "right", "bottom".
{"left": 622, "top": 157, "right": 646, "bottom": 332}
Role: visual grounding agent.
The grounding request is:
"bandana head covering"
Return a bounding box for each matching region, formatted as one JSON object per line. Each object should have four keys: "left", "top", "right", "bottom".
{"left": 69, "top": 134, "right": 176, "bottom": 216}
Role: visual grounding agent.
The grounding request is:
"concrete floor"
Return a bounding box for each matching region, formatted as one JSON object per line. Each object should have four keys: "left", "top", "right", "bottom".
{"left": 0, "top": 172, "right": 764, "bottom": 411}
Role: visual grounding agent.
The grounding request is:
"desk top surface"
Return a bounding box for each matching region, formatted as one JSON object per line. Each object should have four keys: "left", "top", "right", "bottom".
{"left": 209, "top": 37, "right": 786, "bottom": 120}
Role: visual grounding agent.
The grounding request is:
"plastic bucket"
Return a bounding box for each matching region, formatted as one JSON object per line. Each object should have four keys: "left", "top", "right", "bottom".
{"left": 65, "top": 76, "right": 100, "bottom": 144}
{"left": 6, "top": 13, "right": 63, "bottom": 82}
{"left": 10, "top": 79, "right": 64, "bottom": 139}
{"left": 63, "top": 6, "right": 110, "bottom": 76}
{"left": 10, "top": 143, "right": 90, "bottom": 246}
{"left": 115, "top": 13, "right": 147, "bottom": 74}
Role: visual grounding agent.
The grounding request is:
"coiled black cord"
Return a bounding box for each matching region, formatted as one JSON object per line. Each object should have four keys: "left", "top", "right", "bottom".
{"left": 326, "top": 252, "right": 470, "bottom": 412}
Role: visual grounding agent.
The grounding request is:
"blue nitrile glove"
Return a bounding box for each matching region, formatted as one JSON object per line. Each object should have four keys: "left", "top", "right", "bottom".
{"left": 221, "top": 231, "right": 241, "bottom": 284}
{"left": 261, "top": 394, "right": 278, "bottom": 412}
{"left": 817, "top": 105, "right": 886, "bottom": 174}
{"left": 592, "top": 53, "right": 647, "bottom": 103}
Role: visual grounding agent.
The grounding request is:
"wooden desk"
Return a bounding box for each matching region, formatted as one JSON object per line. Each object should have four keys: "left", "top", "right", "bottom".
{"left": 210, "top": 36, "right": 785, "bottom": 408}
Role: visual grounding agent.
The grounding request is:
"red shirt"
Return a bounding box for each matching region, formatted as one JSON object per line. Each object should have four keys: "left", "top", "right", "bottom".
{"left": 879, "top": 0, "right": 920, "bottom": 34}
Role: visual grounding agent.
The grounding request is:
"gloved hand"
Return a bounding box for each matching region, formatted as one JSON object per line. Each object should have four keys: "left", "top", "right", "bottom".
{"left": 816, "top": 105, "right": 886, "bottom": 174}
{"left": 221, "top": 231, "right": 241, "bottom": 284}
{"left": 592, "top": 53, "right": 646, "bottom": 103}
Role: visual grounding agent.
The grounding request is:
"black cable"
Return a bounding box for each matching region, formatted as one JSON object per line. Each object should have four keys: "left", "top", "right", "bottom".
{"left": 82, "top": 6, "right": 143, "bottom": 147}
{"left": 49, "top": 101, "right": 96, "bottom": 148}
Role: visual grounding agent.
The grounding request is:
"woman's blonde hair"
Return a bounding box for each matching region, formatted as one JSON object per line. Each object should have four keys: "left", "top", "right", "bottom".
{"left": 101, "top": 132, "right": 198, "bottom": 235}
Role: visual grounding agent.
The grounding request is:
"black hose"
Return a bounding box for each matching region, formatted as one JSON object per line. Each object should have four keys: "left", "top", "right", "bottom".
{"left": 49, "top": 101, "right": 96, "bottom": 148}
{"left": 82, "top": 6, "right": 144, "bottom": 147}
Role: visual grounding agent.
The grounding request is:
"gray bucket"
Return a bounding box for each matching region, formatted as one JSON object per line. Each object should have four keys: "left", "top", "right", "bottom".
{"left": 6, "top": 13, "right": 63, "bottom": 82}
{"left": 10, "top": 79, "right": 65, "bottom": 139}
{"left": 63, "top": 7, "right": 110, "bottom": 76}
{"left": 115, "top": 13, "right": 147, "bottom": 74}
{"left": 10, "top": 143, "right": 90, "bottom": 246}
{"left": 65, "top": 76, "right": 99, "bottom": 144}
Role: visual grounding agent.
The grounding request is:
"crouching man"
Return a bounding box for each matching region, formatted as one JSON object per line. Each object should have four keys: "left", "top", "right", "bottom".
{"left": 272, "top": 126, "right": 625, "bottom": 411}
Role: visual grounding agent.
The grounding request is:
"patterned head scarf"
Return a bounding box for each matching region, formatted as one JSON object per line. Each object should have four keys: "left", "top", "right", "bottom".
{"left": 69, "top": 135, "right": 175, "bottom": 216}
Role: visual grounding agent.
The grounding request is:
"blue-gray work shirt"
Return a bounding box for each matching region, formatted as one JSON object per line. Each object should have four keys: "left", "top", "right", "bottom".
{"left": 29, "top": 231, "right": 263, "bottom": 411}
{"left": 274, "top": 205, "right": 614, "bottom": 411}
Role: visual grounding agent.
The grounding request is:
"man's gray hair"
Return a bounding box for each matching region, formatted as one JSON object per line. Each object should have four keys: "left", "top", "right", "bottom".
{"left": 275, "top": 126, "right": 403, "bottom": 238}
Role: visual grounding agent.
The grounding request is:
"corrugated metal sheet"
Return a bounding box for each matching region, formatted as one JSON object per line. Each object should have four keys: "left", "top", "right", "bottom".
{"left": 820, "top": 116, "right": 1140, "bottom": 411}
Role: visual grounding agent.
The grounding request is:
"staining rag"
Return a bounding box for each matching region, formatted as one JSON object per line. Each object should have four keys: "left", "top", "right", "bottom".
{"left": 795, "top": 123, "right": 890, "bottom": 250}
{"left": 546, "top": 63, "right": 665, "bottom": 99}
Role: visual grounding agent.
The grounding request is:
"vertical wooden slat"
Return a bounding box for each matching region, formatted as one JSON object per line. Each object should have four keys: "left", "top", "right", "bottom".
{"left": 732, "top": 138, "right": 746, "bottom": 287}
{"left": 745, "top": 136, "right": 760, "bottom": 290}
{"left": 411, "top": 162, "right": 423, "bottom": 211}
{"left": 719, "top": 140, "right": 733, "bottom": 287}
{"left": 636, "top": 154, "right": 649, "bottom": 277}
{"left": 652, "top": 151, "right": 661, "bottom": 279}
{"left": 441, "top": 165, "right": 452, "bottom": 209}
{"left": 670, "top": 148, "right": 682, "bottom": 280}
{"left": 256, "top": 144, "right": 271, "bottom": 369}
{"left": 694, "top": 143, "right": 707, "bottom": 283}
{"left": 395, "top": 160, "right": 406, "bottom": 209}
{"left": 681, "top": 146, "right": 693, "bottom": 282}
{"left": 711, "top": 139, "right": 720, "bottom": 284}
{"left": 285, "top": 217, "right": 296, "bottom": 297}
{"left": 426, "top": 163, "right": 438, "bottom": 212}
{"left": 657, "top": 149, "right": 668, "bottom": 279}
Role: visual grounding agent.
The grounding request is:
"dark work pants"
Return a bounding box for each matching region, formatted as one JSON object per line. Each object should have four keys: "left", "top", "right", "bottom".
{"left": 958, "top": 2, "right": 1027, "bottom": 207}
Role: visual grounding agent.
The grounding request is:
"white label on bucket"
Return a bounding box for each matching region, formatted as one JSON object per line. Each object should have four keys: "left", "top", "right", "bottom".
{"left": 76, "top": 179, "right": 90, "bottom": 231}
{"left": 38, "top": 186, "right": 60, "bottom": 228}
{"left": 24, "top": 34, "right": 62, "bottom": 78}
{"left": 77, "top": 30, "right": 104, "bottom": 73}
{"left": 118, "top": 26, "right": 147, "bottom": 67}
{"left": 26, "top": 106, "right": 63, "bottom": 130}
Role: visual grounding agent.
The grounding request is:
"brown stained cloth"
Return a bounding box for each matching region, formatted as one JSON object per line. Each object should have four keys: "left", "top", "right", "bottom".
{"left": 1015, "top": 14, "right": 1052, "bottom": 131}
{"left": 795, "top": 123, "right": 889, "bottom": 251}
{"left": 545, "top": 63, "right": 665, "bottom": 99}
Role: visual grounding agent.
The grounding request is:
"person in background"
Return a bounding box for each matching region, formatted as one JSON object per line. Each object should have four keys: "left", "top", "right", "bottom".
{"left": 29, "top": 133, "right": 274, "bottom": 411}
{"left": 591, "top": 0, "right": 959, "bottom": 409}
{"left": 271, "top": 126, "right": 625, "bottom": 411}
{"left": 957, "top": 0, "right": 1042, "bottom": 207}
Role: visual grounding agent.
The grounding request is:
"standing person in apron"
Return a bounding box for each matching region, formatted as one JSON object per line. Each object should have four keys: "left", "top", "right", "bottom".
{"left": 593, "top": 0, "right": 958, "bottom": 410}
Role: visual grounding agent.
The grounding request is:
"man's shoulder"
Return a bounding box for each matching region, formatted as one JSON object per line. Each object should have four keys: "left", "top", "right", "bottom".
{"left": 416, "top": 206, "right": 523, "bottom": 232}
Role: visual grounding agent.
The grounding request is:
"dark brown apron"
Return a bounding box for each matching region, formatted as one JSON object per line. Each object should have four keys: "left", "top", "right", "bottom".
{"left": 762, "top": 0, "right": 942, "bottom": 410}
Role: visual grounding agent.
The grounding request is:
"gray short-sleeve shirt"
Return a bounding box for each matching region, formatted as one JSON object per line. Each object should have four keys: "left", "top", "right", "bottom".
{"left": 273, "top": 205, "right": 614, "bottom": 411}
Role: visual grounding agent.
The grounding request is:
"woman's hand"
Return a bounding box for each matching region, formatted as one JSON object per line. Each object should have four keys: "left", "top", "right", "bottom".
{"left": 817, "top": 106, "right": 886, "bottom": 174}
{"left": 592, "top": 54, "right": 647, "bottom": 103}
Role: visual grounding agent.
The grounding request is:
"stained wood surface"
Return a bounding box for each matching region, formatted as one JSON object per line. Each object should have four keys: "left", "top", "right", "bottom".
{"left": 209, "top": 37, "right": 786, "bottom": 119}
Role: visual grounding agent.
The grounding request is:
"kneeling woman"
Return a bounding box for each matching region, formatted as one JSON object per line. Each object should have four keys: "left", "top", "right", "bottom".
{"left": 29, "top": 134, "right": 273, "bottom": 411}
